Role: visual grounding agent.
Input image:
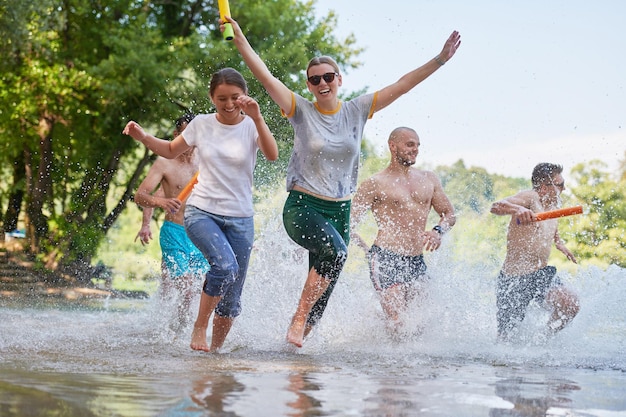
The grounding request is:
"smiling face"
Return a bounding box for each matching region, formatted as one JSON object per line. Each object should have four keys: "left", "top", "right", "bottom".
{"left": 211, "top": 83, "right": 246, "bottom": 125}
{"left": 389, "top": 128, "right": 420, "bottom": 167}
{"left": 306, "top": 63, "right": 342, "bottom": 104}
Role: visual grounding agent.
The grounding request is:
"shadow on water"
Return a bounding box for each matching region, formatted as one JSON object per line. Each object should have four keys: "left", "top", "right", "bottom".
{"left": 1, "top": 219, "right": 625, "bottom": 416}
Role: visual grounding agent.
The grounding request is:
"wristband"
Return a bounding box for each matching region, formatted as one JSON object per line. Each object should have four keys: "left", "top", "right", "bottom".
{"left": 435, "top": 55, "right": 446, "bottom": 66}
{"left": 433, "top": 225, "right": 444, "bottom": 235}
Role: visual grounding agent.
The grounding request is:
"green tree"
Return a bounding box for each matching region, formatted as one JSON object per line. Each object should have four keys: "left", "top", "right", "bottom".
{"left": 0, "top": 0, "right": 363, "bottom": 279}
{"left": 564, "top": 160, "right": 626, "bottom": 267}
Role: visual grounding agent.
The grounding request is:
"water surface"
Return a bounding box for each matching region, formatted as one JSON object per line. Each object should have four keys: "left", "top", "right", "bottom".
{"left": 1, "top": 228, "right": 625, "bottom": 416}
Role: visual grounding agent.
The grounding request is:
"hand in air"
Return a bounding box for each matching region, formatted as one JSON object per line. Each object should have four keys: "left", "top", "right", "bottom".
{"left": 222, "top": 15, "right": 242, "bottom": 39}
{"left": 439, "top": 31, "right": 462, "bottom": 63}
{"left": 122, "top": 121, "right": 146, "bottom": 142}
{"left": 236, "top": 95, "right": 261, "bottom": 119}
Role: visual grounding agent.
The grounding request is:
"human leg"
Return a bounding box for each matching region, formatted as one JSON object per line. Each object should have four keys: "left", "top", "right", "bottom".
{"left": 174, "top": 274, "right": 195, "bottom": 328}
{"left": 160, "top": 221, "right": 209, "bottom": 330}
{"left": 287, "top": 266, "right": 331, "bottom": 347}
{"left": 190, "top": 292, "right": 221, "bottom": 352}
{"left": 531, "top": 266, "right": 580, "bottom": 334}
{"left": 185, "top": 206, "right": 244, "bottom": 351}
{"left": 368, "top": 246, "right": 428, "bottom": 328}
{"left": 210, "top": 215, "right": 254, "bottom": 351}
{"left": 379, "top": 285, "right": 406, "bottom": 321}
{"left": 210, "top": 314, "right": 235, "bottom": 352}
{"left": 545, "top": 286, "right": 580, "bottom": 333}
{"left": 282, "top": 192, "right": 350, "bottom": 346}
{"left": 496, "top": 272, "right": 533, "bottom": 341}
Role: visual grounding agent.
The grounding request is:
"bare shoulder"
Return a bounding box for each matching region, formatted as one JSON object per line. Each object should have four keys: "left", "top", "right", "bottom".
{"left": 151, "top": 156, "right": 171, "bottom": 169}
{"left": 422, "top": 169, "right": 442, "bottom": 182}
{"left": 159, "top": 156, "right": 196, "bottom": 187}
{"left": 360, "top": 172, "right": 385, "bottom": 191}
{"left": 507, "top": 189, "right": 539, "bottom": 207}
{"left": 409, "top": 169, "right": 442, "bottom": 186}
{"left": 356, "top": 173, "right": 390, "bottom": 205}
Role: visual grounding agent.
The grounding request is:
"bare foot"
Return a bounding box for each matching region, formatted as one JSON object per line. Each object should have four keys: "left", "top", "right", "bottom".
{"left": 286, "top": 319, "right": 305, "bottom": 348}
{"left": 190, "top": 326, "right": 210, "bottom": 352}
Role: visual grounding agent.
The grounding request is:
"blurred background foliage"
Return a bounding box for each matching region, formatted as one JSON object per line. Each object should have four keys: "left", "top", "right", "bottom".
{"left": 0, "top": 0, "right": 623, "bottom": 291}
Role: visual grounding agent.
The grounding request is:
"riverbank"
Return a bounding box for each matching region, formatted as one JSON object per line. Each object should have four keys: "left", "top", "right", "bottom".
{"left": 0, "top": 241, "right": 149, "bottom": 300}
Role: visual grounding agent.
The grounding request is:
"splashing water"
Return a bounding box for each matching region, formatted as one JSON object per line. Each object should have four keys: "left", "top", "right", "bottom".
{"left": 236, "top": 210, "right": 625, "bottom": 370}
{"left": 1, "top": 196, "right": 625, "bottom": 416}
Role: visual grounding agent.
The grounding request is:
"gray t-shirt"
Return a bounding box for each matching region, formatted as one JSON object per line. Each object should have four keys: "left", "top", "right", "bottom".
{"left": 285, "top": 92, "right": 377, "bottom": 199}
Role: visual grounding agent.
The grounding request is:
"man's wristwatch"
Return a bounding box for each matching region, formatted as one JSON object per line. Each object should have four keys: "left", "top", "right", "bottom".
{"left": 433, "top": 225, "right": 444, "bottom": 235}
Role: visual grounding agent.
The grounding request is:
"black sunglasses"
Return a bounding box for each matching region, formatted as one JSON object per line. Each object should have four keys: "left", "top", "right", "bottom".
{"left": 307, "top": 72, "right": 338, "bottom": 86}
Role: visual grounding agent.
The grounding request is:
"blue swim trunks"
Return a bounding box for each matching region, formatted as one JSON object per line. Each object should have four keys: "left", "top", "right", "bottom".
{"left": 159, "top": 221, "right": 210, "bottom": 279}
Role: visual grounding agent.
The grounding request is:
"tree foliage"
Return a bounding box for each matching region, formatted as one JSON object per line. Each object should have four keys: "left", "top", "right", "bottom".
{"left": 1, "top": 0, "right": 623, "bottom": 281}
{"left": 563, "top": 159, "right": 626, "bottom": 267}
{"left": 0, "top": 0, "right": 363, "bottom": 278}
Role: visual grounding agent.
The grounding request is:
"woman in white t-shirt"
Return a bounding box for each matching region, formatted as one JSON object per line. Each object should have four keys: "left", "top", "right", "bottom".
{"left": 123, "top": 68, "right": 278, "bottom": 353}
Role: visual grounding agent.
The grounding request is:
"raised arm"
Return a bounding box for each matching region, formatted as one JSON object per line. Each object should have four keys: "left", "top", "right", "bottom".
{"left": 225, "top": 16, "right": 294, "bottom": 113}
{"left": 123, "top": 121, "right": 191, "bottom": 159}
{"left": 374, "top": 30, "right": 461, "bottom": 113}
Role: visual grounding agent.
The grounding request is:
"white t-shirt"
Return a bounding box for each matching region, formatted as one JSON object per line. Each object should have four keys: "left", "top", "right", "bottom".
{"left": 182, "top": 113, "right": 259, "bottom": 217}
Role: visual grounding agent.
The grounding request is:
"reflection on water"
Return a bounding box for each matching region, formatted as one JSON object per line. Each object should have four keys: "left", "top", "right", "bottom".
{"left": 490, "top": 372, "right": 579, "bottom": 417}
{"left": 286, "top": 373, "right": 324, "bottom": 416}
{"left": 1, "top": 223, "right": 626, "bottom": 416}
{"left": 1, "top": 351, "right": 626, "bottom": 416}
{"left": 3, "top": 354, "right": 625, "bottom": 416}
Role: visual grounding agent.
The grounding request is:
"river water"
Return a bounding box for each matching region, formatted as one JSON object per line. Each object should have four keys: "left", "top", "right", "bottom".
{"left": 1, "top": 222, "right": 625, "bottom": 416}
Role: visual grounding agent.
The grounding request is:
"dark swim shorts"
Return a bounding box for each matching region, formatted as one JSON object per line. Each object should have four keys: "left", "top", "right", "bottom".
{"left": 368, "top": 245, "right": 429, "bottom": 291}
{"left": 496, "top": 265, "right": 562, "bottom": 337}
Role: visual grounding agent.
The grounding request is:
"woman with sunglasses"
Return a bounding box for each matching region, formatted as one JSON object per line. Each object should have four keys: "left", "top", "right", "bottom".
{"left": 224, "top": 16, "right": 461, "bottom": 348}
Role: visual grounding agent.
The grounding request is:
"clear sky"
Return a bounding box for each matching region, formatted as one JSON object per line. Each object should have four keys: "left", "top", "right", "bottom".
{"left": 313, "top": 0, "right": 625, "bottom": 178}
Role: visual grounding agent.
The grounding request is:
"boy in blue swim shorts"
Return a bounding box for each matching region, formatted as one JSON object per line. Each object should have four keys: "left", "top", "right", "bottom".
{"left": 134, "top": 114, "right": 209, "bottom": 330}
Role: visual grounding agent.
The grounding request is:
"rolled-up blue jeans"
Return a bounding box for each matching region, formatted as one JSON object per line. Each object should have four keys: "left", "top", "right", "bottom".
{"left": 184, "top": 205, "right": 254, "bottom": 318}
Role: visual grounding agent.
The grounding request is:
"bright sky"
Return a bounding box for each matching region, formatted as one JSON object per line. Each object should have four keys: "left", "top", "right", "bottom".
{"left": 313, "top": 0, "right": 625, "bottom": 178}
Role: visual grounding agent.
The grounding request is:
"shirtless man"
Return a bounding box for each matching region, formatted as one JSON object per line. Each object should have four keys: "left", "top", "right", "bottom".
{"left": 351, "top": 127, "right": 456, "bottom": 333}
{"left": 490, "top": 162, "right": 579, "bottom": 341}
{"left": 134, "top": 114, "right": 209, "bottom": 330}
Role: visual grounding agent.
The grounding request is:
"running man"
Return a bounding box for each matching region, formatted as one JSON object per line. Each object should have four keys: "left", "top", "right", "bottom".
{"left": 490, "top": 162, "right": 580, "bottom": 341}
{"left": 351, "top": 127, "right": 456, "bottom": 335}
